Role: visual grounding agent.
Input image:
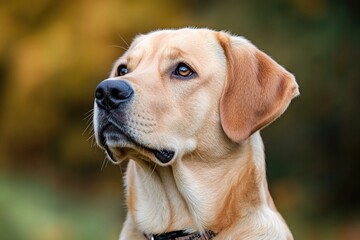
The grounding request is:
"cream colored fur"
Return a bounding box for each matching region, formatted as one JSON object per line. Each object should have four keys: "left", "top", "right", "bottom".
{"left": 94, "top": 28, "right": 299, "bottom": 240}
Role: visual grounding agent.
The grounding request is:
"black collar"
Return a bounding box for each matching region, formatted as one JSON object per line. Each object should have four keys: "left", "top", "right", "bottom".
{"left": 144, "top": 230, "right": 216, "bottom": 240}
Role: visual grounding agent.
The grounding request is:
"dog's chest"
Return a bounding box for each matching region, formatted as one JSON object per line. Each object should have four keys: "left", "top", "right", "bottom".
{"left": 126, "top": 162, "right": 196, "bottom": 233}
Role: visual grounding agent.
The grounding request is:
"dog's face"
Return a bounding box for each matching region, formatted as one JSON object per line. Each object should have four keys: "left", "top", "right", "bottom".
{"left": 94, "top": 29, "right": 228, "bottom": 165}
{"left": 93, "top": 28, "right": 299, "bottom": 166}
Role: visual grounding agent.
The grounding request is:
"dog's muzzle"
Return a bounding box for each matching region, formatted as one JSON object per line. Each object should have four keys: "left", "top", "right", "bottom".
{"left": 94, "top": 79, "right": 176, "bottom": 164}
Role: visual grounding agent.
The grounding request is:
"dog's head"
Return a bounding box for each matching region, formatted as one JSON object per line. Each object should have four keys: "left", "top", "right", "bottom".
{"left": 93, "top": 28, "right": 299, "bottom": 166}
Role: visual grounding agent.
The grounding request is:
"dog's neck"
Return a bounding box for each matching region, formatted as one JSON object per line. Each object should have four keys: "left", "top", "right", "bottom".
{"left": 126, "top": 132, "right": 271, "bottom": 235}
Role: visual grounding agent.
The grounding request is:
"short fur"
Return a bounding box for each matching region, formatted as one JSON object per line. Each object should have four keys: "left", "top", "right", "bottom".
{"left": 94, "top": 28, "right": 299, "bottom": 240}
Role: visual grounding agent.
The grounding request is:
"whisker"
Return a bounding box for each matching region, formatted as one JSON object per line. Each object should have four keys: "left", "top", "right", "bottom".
{"left": 83, "top": 121, "right": 94, "bottom": 136}
{"left": 101, "top": 156, "right": 107, "bottom": 171}
{"left": 83, "top": 109, "right": 94, "bottom": 120}
{"left": 84, "top": 114, "right": 94, "bottom": 123}
{"left": 91, "top": 137, "right": 97, "bottom": 148}
{"left": 108, "top": 45, "right": 128, "bottom": 51}
{"left": 105, "top": 157, "right": 110, "bottom": 168}
{"left": 118, "top": 34, "right": 129, "bottom": 48}
{"left": 86, "top": 133, "right": 95, "bottom": 142}
{"left": 82, "top": 109, "right": 95, "bottom": 137}
{"left": 84, "top": 108, "right": 94, "bottom": 115}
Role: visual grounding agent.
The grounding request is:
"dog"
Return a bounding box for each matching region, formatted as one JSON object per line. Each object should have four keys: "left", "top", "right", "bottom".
{"left": 93, "top": 28, "right": 299, "bottom": 240}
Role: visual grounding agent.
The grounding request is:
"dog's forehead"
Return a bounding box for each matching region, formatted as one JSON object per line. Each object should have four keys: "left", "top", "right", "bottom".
{"left": 129, "top": 29, "right": 218, "bottom": 56}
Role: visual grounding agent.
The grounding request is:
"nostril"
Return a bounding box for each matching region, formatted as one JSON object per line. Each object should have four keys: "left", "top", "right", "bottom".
{"left": 110, "top": 88, "right": 121, "bottom": 100}
{"left": 110, "top": 84, "right": 133, "bottom": 100}
{"left": 95, "top": 87, "right": 105, "bottom": 100}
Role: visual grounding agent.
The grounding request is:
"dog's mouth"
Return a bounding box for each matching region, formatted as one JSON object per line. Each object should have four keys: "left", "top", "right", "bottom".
{"left": 99, "top": 124, "right": 175, "bottom": 164}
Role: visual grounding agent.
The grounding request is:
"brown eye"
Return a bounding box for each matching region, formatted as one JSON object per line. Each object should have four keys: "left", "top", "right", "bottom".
{"left": 174, "top": 63, "right": 194, "bottom": 78}
{"left": 117, "top": 65, "right": 128, "bottom": 76}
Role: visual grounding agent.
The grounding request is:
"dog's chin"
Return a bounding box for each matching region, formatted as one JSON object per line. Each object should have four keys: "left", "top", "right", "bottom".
{"left": 99, "top": 125, "right": 175, "bottom": 165}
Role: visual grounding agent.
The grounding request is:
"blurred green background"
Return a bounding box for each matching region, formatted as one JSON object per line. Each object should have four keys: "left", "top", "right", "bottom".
{"left": 0, "top": 0, "right": 359, "bottom": 239}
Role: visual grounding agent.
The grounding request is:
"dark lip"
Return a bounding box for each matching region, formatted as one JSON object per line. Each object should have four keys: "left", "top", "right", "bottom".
{"left": 99, "top": 121, "right": 175, "bottom": 164}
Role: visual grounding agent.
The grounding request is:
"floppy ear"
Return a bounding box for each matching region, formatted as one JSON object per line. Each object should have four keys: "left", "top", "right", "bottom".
{"left": 217, "top": 32, "right": 299, "bottom": 143}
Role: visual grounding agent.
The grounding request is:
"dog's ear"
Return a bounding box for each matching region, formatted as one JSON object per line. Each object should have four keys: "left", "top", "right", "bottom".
{"left": 216, "top": 32, "right": 299, "bottom": 143}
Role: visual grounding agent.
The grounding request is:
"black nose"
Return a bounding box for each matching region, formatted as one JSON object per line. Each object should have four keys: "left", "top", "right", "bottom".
{"left": 95, "top": 79, "right": 134, "bottom": 110}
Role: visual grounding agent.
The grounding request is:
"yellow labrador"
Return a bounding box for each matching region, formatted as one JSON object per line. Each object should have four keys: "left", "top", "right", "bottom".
{"left": 93, "top": 28, "right": 299, "bottom": 240}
